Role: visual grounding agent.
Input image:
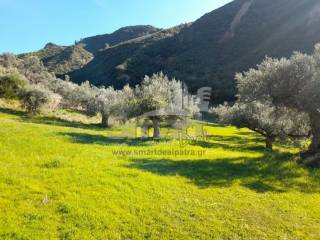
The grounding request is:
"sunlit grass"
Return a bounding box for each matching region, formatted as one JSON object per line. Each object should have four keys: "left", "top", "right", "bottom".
{"left": 0, "top": 106, "right": 320, "bottom": 239}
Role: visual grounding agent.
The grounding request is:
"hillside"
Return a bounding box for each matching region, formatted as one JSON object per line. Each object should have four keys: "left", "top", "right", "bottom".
{"left": 22, "top": 25, "right": 160, "bottom": 76}
{"left": 42, "top": 44, "right": 93, "bottom": 76}
{"left": 30, "top": 43, "right": 67, "bottom": 60}
{"left": 20, "top": 43, "right": 93, "bottom": 76}
{"left": 79, "top": 25, "right": 161, "bottom": 54}
{"left": 69, "top": 0, "right": 320, "bottom": 102}
{"left": 70, "top": 24, "right": 190, "bottom": 87}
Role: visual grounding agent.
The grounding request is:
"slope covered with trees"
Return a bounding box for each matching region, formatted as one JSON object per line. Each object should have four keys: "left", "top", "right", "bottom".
{"left": 69, "top": 24, "right": 189, "bottom": 87}
{"left": 20, "top": 43, "right": 93, "bottom": 76}
{"left": 69, "top": 0, "right": 320, "bottom": 102}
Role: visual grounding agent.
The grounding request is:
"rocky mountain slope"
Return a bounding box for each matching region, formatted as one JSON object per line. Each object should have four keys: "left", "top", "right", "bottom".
{"left": 69, "top": 0, "right": 320, "bottom": 102}
{"left": 22, "top": 25, "right": 160, "bottom": 76}
{"left": 79, "top": 25, "right": 160, "bottom": 54}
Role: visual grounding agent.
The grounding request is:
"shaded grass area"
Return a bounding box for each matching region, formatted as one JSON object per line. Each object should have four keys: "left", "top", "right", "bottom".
{"left": 0, "top": 107, "right": 103, "bottom": 131}
{"left": 58, "top": 132, "right": 170, "bottom": 147}
{"left": 189, "top": 135, "right": 266, "bottom": 152}
{"left": 1, "top": 106, "right": 320, "bottom": 240}
{"left": 129, "top": 152, "right": 320, "bottom": 193}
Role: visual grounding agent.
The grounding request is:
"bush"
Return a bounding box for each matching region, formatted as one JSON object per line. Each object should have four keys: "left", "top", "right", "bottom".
{"left": 0, "top": 67, "right": 27, "bottom": 99}
{"left": 20, "top": 85, "right": 61, "bottom": 115}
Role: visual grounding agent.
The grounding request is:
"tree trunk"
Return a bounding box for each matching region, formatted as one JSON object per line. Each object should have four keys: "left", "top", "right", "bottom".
{"left": 308, "top": 111, "right": 320, "bottom": 154}
{"left": 299, "top": 112, "right": 320, "bottom": 167}
{"left": 152, "top": 119, "right": 160, "bottom": 139}
{"left": 101, "top": 114, "right": 109, "bottom": 128}
{"left": 265, "top": 135, "right": 275, "bottom": 150}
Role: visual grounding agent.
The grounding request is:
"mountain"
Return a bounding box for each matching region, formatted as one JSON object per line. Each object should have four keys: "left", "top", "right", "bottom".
{"left": 69, "top": 24, "right": 190, "bottom": 87}
{"left": 79, "top": 25, "right": 161, "bottom": 54}
{"left": 19, "top": 43, "right": 93, "bottom": 76}
{"left": 31, "top": 43, "right": 67, "bottom": 60}
{"left": 40, "top": 44, "right": 93, "bottom": 76}
{"left": 21, "top": 25, "right": 160, "bottom": 76}
{"left": 69, "top": 0, "right": 320, "bottom": 103}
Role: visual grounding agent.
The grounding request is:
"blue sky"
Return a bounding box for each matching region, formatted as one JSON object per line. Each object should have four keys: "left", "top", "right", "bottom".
{"left": 0, "top": 0, "right": 232, "bottom": 54}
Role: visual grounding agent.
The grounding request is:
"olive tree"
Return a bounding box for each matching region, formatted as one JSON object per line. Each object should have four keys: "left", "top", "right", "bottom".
{"left": 53, "top": 80, "right": 97, "bottom": 110}
{"left": 134, "top": 72, "right": 199, "bottom": 138}
{"left": 20, "top": 85, "right": 61, "bottom": 115}
{"left": 235, "top": 44, "right": 320, "bottom": 164}
{"left": 0, "top": 54, "right": 56, "bottom": 86}
{"left": 0, "top": 67, "right": 28, "bottom": 99}
{"left": 213, "top": 101, "right": 310, "bottom": 150}
{"left": 115, "top": 84, "right": 136, "bottom": 121}
{"left": 134, "top": 73, "right": 171, "bottom": 138}
{"left": 86, "top": 87, "right": 123, "bottom": 127}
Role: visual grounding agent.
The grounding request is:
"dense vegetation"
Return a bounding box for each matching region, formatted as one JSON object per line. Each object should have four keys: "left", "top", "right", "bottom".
{"left": 0, "top": 53, "right": 199, "bottom": 138}
{"left": 213, "top": 44, "right": 320, "bottom": 167}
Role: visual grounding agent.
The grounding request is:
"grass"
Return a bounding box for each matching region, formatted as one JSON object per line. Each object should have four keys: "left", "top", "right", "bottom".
{"left": 0, "top": 106, "right": 320, "bottom": 240}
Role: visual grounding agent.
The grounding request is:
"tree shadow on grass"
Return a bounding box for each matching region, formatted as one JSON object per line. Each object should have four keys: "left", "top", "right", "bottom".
{"left": 0, "top": 107, "right": 103, "bottom": 131}
{"left": 58, "top": 132, "right": 168, "bottom": 147}
{"left": 189, "top": 134, "right": 267, "bottom": 152}
{"left": 128, "top": 152, "right": 320, "bottom": 193}
{"left": 190, "top": 139, "right": 266, "bottom": 152}
{"left": 0, "top": 108, "right": 26, "bottom": 117}
{"left": 27, "top": 116, "right": 103, "bottom": 131}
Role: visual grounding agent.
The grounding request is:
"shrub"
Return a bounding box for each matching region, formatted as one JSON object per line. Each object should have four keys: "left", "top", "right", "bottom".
{"left": 0, "top": 67, "right": 28, "bottom": 99}
{"left": 20, "top": 85, "right": 61, "bottom": 115}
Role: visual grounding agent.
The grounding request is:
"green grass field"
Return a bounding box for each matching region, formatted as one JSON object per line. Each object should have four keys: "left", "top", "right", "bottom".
{"left": 0, "top": 106, "right": 320, "bottom": 240}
